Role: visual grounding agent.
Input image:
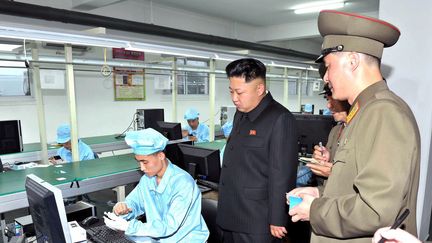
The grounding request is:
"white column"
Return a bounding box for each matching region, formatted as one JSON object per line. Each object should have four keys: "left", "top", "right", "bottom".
{"left": 64, "top": 44, "right": 79, "bottom": 162}
{"left": 171, "top": 58, "right": 178, "bottom": 122}
{"left": 208, "top": 59, "right": 216, "bottom": 141}
{"left": 31, "top": 43, "right": 49, "bottom": 164}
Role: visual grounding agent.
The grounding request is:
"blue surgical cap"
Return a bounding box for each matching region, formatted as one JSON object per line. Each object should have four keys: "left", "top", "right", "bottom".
{"left": 184, "top": 108, "right": 199, "bottom": 120}
{"left": 125, "top": 128, "right": 168, "bottom": 155}
{"left": 56, "top": 124, "right": 71, "bottom": 144}
{"left": 323, "top": 108, "right": 332, "bottom": 116}
{"left": 304, "top": 104, "right": 313, "bottom": 113}
{"left": 221, "top": 122, "right": 233, "bottom": 138}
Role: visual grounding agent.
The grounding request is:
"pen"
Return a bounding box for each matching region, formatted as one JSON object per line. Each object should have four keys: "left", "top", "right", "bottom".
{"left": 378, "top": 209, "right": 410, "bottom": 243}
{"left": 319, "top": 142, "right": 324, "bottom": 156}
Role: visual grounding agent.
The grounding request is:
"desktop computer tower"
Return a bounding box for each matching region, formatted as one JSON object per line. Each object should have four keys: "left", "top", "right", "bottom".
{"left": 136, "top": 109, "right": 164, "bottom": 131}
{"left": 0, "top": 120, "right": 23, "bottom": 155}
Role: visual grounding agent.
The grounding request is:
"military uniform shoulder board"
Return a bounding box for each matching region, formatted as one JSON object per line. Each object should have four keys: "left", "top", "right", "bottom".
{"left": 346, "top": 102, "right": 359, "bottom": 124}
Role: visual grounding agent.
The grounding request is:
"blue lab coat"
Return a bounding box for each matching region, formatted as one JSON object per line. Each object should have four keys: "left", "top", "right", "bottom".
{"left": 185, "top": 123, "right": 210, "bottom": 143}
{"left": 123, "top": 161, "right": 209, "bottom": 242}
{"left": 57, "top": 139, "right": 95, "bottom": 162}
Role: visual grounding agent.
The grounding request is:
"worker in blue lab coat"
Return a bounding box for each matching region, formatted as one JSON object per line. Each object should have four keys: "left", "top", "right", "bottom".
{"left": 182, "top": 108, "right": 211, "bottom": 143}
{"left": 55, "top": 124, "right": 94, "bottom": 163}
{"left": 104, "top": 128, "right": 209, "bottom": 242}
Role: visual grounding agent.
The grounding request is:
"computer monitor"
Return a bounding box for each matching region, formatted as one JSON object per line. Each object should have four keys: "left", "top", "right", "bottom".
{"left": 164, "top": 140, "right": 193, "bottom": 170}
{"left": 136, "top": 109, "right": 164, "bottom": 131}
{"left": 0, "top": 120, "right": 23, "bottom": 155}
{"left": 157, "top": 121, "right": 182, "bottom": 140}
{"left": 294, "top": 114, "right": 336, "bottom": 155}
{"left": 178, "top": 144, "right": 221, "bottom": 183}
{"left": 25, "top": 174, "right": 72, "bottom": 243}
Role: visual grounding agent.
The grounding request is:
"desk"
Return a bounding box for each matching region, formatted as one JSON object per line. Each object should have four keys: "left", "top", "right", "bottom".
{"left": 195, "top": 139, "right": 226, "bottom": 151}
{"left": 0, "top": 154, "right": 141, "bottom": 214}
{"left": 0, "top": 135, "right": 190, "bottom": 164}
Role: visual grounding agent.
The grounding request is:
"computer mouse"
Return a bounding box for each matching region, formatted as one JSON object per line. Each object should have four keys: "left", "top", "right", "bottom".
{"left": 81, "top": 216, "right": 99, "bottom": 227}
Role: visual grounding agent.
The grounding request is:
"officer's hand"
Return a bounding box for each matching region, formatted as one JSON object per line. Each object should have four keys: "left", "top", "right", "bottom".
{"left": 372, "top": 227, "right": 421, "bottom": 243}
{"left": 188, "top": 136, "right": 197, "bottom": 142}
{"left": 307, "top": 161, "right": 333, "bottom": 177}
{"left": 288, "top": 193, "right": 316, "bottom": 222}
{"left": 313, "top": 145, "right": 330, "bottom": 163}
{"left": 113, "top": 202, "right": 132, "bottom": 216}
{"left": 287, "top": 187, "right": 319, "bottom": 199}
{"left": 270, "top": 225, "right": 287, "bottom": 239}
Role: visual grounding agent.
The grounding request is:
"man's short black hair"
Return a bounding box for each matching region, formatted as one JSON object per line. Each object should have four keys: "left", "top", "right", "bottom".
{"left": 225, "top": 58, "right": 266, "bottom": 83}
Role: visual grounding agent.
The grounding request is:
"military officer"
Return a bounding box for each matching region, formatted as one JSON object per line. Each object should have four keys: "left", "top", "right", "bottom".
{"left": 287, "top": 10, "right": 420, "bottom": 243}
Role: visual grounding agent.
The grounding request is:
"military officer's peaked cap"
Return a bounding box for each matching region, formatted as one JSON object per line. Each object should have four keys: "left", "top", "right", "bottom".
{"left": 315, "top": 10, "right": 400, "bottom": 63}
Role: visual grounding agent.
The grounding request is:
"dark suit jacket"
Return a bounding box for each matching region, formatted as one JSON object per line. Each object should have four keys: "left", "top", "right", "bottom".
{"left": 216, "top": 92, "right": 298, "bottom": 234}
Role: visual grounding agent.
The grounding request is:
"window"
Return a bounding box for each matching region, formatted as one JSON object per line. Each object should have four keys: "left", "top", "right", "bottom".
{"left": 0, "top": 68, "right": 31, "bottom": 97}
{"left": 176, "top": 58, "right": 209, "bottom": 95}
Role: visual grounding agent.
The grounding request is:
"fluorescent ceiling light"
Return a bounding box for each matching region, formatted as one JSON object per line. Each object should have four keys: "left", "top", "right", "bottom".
{"left": 0, "top": 60, "right": 27, "bottom": 68}
{"left": 0, "top": 44, "right": 21, "bottom": 52}
{"left": 0, "top": 26, "right": 129, "bottom": 48}
{"left": 292, "top": 0, "right": 345, "bottom": 14}
{"left": 127, "top": 42, "right": 211, "bottom": 59}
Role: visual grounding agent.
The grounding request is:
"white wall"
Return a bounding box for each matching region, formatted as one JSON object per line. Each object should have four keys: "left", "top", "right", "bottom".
{"left": 380, "top": 0, "right": 432, "bottom": 239}
{"left": 0, "top": 65, "right": 326, "bottom": 144}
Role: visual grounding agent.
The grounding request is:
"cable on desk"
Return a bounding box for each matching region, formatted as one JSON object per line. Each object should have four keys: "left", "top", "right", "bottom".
{"left": 115, "top": 112, "right": 138, "bottom": 139}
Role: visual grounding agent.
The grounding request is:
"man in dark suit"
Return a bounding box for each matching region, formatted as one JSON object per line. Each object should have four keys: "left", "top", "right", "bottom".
{"left": 216, "top": 58, "right": 298, "bottom": 243}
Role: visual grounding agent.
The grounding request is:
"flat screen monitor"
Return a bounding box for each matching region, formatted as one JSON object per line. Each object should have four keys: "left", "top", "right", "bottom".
{"left": 164, "top": 140, "right": 193, "bottom": 170}
{"left": 0, "top": 120, "right": 23, "bottom": 155}
{"left": 157, "top": 121, "right": 182, "bottom": 140}
{"left": 178, "top": 144, "right": 221, "bottom": 183}
{"left": 136, "top": 109, "right": 164, "bottom": 131}
{"left": 294, "top": 114, "right": 336, "bottom": 155}
{"left": 25, "top": 174, "right": 72, "bottom": 243}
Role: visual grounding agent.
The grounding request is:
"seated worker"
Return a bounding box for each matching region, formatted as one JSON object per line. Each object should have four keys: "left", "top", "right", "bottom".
{"left": 104, "top": 128, "right": 209, "bottom": 242}
{"left": 181, "top": 108, "right": 210, "bottom": 143}
{"left": 219, "top": 121, "right": 232, "bottom": 167}
{"left": 54, "top": 124, "right": 94, "bottom": 163}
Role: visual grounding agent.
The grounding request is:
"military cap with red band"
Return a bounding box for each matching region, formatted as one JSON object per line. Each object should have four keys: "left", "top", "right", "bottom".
{"left": 315, "top": 10, "right": 401, "bottom": 63}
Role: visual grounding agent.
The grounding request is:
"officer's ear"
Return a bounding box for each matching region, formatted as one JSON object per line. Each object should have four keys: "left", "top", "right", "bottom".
{"left": 347, "top": 52, "right": 360, "bottom": 72}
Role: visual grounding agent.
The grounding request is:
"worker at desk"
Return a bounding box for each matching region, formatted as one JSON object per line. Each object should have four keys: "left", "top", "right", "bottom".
{"left": 53, "top": 124, "right": 94, "bottom": 163}
{"left": 182, "top": 108, "right": 210, "bottom": 143}
{"left": 104, "top": 128, "right": 209, "bottom": 242}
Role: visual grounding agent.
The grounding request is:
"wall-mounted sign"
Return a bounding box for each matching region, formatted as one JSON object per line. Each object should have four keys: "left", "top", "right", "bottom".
{"left": 113, "top": 67, "right": 146, "bottom": 101}
{"left": 112, "top": 48, "right": 144, "bottom": 61}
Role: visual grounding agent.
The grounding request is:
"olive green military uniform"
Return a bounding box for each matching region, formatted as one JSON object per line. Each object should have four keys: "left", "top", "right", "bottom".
{"left": 310, "top": 81, "right": 420, "bottom": 243}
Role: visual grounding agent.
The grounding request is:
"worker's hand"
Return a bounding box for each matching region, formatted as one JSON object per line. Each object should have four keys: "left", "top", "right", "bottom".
{"left": 113, "top": 202, "right": 132, "bottom": 216}
{"left": 188, "top": 136, "right": 197, "bottom": 142}
{"left": 307, "top": 161, "right": 333, "bottom": 177}
{"left": 270, "top": 225, "right": 287, "bottom": 239}
{"left": 372, "top": 227, "right": 421, "bottom": 243}
{"left": 313, "top": 145, "right": 330, "bottom": 164}
{"left": 104, "top": 212, "right": 130, "bottom": 232}
{"left": 182, "top": 130, "right": 189, "bottom": 137}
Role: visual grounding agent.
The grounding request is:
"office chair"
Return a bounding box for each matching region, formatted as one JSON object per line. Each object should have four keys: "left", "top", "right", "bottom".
{"left": 201, "top": 198, "right": 222, "bottom": 243}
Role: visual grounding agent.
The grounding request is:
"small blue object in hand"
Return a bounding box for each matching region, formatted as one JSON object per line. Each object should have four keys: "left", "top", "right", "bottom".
{"left": 289, "top": 195, "right": 303, "bottom": 210}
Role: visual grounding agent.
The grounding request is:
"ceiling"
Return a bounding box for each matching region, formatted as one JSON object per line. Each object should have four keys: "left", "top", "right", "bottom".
{"left": 137, "top": 0, "right": 380, "bottom": 26}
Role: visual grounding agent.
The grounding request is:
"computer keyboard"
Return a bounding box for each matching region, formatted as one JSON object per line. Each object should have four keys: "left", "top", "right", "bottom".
{"left": 198, "top": 184, "right": 212, "bottom": 193}
{"left": 197, "top": 179, "right": 219, "bottom": 191}
{"left": 87, "top": 225, "right": 134, "bottom": 243}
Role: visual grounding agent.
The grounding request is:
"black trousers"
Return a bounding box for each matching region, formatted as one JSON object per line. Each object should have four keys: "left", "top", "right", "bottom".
{"left": 222, "top": 229, "right": 284, "bottom": 243}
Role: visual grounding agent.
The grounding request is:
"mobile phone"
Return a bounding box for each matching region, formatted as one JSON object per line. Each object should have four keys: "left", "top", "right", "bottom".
{"left": 289, "top": 195, "right": 303, "bottom": 210}
{"left": 53, "top": 155, "right": 62, "bottom": 160}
